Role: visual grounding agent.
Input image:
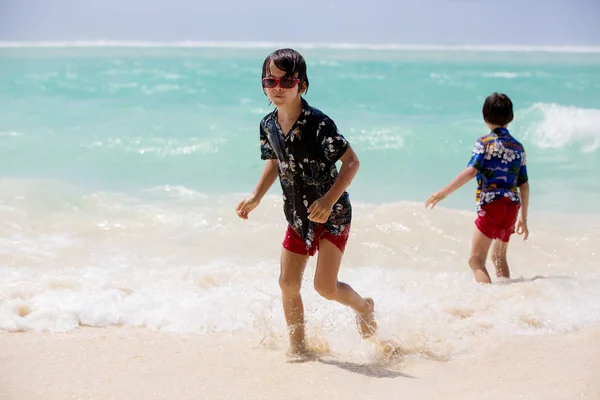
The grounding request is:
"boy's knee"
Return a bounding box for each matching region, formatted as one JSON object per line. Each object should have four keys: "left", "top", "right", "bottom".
{"left": 468, "top": 255, "right": 485, "bottom": 270}
{"left": 314, "top": 280, "right": 338, "bottom": 300}
{"left": 278, "top": 276, "right": 301, "bottom": 295}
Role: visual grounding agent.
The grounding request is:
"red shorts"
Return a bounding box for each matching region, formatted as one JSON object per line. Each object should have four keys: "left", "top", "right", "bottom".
{"left": 475, "top": 197, "right": 520, "bottom": 242}
{"left": 282, "top": 224, "right": 350, "bottom": 256}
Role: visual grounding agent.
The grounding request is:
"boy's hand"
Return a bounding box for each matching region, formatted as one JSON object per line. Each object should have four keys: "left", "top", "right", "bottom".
{"left": 308, "top": 197, "right": 334, "bottom": 223}
{"left": 425, "top": 190, "right": 447, "bottom": 209}
{"left": 236, "top": 195, "right": 260, "bottom": 220}
{"left": 516, "top": 217, "right": 529, "bottom": 241}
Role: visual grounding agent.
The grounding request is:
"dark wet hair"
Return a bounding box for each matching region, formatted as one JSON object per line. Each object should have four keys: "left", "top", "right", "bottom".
{"left": 262, "top": 48, "right": 309, "bottom": 93}
{"left": 482, "top": 92, "right": 514, "bottom": 126}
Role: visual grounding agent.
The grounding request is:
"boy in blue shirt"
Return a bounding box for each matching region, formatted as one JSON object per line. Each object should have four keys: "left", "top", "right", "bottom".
{"left": 426, "top": 93, "right": 530, "bottom": 284}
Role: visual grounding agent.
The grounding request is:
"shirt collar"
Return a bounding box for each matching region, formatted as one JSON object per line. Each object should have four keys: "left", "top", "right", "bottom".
{"left": 492, "top": 127, "right": 510, "bottom": 136}
{"left": 301, "top": 97, "right": 311, "bottom": 114}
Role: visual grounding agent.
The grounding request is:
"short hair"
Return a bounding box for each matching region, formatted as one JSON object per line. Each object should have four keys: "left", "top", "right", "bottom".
{"left": 482, "top": 92, "right": 514, "bottom": 126}
{"left": 262, "top": 48, "right": 309, "bottom": 93}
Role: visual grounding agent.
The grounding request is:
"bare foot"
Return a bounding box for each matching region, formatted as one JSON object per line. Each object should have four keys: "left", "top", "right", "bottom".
{"left": 356, "top": 298, "right": 377, "bottom": 339}
{"left": 286, "top": 342, "right": 317, "bottom": 361}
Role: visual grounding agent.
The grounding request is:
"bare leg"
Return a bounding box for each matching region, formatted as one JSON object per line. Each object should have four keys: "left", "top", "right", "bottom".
{"left": 491, "top": 239, "right": 511, "bottom": 279}
{"left": 469, "top": 227, "right": 494, "bottom": 284}
{"left": 313, "top": 239, "right": 377, "bottom": 338}
{"left": 279, "top": 248, "right": 309, "bottom": 353}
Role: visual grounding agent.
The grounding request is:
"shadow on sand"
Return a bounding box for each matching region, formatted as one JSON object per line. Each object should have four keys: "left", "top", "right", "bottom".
{"left": 286, "top": 354, "right": 415, "bottom": 379}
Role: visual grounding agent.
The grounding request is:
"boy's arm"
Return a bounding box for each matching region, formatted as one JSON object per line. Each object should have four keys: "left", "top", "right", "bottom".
{"left": 518, "top": 181, "right": 529, "bottom": 220}
{"left": 515, "top": 149, "right": 529, "bottom": 238}
{"left": 236, "top": 160, "right": 278, "bottom": 219}
{"left": 308, "top": 146, "right": 359, "bottom": 223}
{"left": 516, "top": 181, "right": 530, "bottom": 240}
{"left": 425, "top": 167, "right": 478, "bottom": 209}
{"left": 249, "top": 160, "right": 279, "bottom": 202}
{"left": 426, "top": 137, "right": 485, "bottom": 209}
{"left": 323, "top": 146, "right": 359, "bottom": 204}
{"left": 517, "top": 151, "right": 529, "bottom": 220}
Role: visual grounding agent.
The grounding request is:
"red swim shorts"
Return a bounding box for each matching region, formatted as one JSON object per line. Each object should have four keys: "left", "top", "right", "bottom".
{"left": 282, "top": 224, "right": 350, "bottom": 256}
{"left": 475, "top": 197, "right": 520, "bottom": 242}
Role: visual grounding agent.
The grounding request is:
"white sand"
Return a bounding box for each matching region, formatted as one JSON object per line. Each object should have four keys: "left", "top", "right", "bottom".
{"left": 1, "top": 327, "right": 598, "bottom": 400}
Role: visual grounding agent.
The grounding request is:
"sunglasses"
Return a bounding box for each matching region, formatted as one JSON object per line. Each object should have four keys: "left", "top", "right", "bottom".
{"left": 262, "top": 77, "right": 300, "bottom": 89}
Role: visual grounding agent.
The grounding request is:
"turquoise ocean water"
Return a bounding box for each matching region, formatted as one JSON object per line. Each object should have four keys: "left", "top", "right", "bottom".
{"left": 1, "top": 44, "right": 599, "bottom": 212}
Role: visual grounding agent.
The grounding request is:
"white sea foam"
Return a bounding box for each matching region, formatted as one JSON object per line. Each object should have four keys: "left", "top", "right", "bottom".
{"left": 2, "top": 41, "right": 600, "bottom": 53}
{"left": 523, "top": 103, "right": 600, "bottom": 152}
{"left": 1, "top": 179, "right": 598, "bottom": 358}
{"left": 481, "top": 72, "right": 533, "bottom": 79}
{"left": 82, "top": 136, "right": 227, "bottom": 156}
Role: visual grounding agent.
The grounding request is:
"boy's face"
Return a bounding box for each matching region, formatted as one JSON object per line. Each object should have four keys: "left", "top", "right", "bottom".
{"left": 263, "top": 61, "right": 306, "bottom": 107}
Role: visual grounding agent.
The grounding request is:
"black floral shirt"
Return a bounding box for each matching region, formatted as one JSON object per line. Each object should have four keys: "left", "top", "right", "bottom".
{"left": 260, "top": 98, "right": 352, "bottom": 249}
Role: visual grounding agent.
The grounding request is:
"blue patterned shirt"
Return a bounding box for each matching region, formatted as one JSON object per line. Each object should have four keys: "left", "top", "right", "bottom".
{"left": 467, "top": 128, "right": 528, "bottom": 211}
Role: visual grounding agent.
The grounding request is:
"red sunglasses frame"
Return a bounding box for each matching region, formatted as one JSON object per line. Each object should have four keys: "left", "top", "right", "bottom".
{"left": 262, "top": 77, "right": 301, "bottom": 89}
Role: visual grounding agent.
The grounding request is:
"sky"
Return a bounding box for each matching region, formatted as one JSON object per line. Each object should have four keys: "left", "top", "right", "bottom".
{"left": 1, "top": 0, "right": 599, "bottom": 45}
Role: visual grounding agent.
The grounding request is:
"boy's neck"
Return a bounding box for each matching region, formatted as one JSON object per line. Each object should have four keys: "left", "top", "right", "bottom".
{"left": 487, "top": 123, "right": 509, "bottom": 131}
{"left": 277, "top": 97, "right": 303, "bottom": 123}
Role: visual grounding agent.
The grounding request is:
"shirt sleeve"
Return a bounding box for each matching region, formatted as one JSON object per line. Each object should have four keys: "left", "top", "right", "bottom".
{"left": 467, "top": 138, "right": 486, "bottom": 170}
{"left": 260, "top": 121, "right": 277, "bottom": 160}
{"left": 317, "top": 118, "right": 349, "bottom": 163}
{"left": 517, "top": 151, "right": 529, "bottom": 186}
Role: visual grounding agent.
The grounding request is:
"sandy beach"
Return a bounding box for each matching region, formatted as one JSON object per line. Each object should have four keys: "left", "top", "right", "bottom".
{"left": 1, "top": 326, "right": 599, "bottom": 400}
{"left": 1, "top": 197, "right": 599, "bottom": 400}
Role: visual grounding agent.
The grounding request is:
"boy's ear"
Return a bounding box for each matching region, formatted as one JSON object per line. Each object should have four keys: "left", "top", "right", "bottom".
{"left": 300, "top": 81, "right": 308, "bottom": 94}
